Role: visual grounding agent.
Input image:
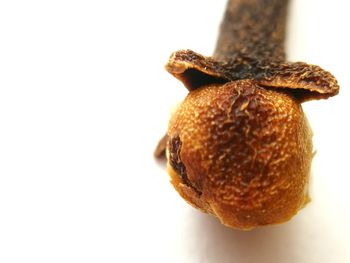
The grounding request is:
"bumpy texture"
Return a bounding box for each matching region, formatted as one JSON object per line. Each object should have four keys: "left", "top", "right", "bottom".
{"left": 167, "top": 81, "right": 313, "bottom": 229}
{"left": 155, "top": 0, "right": 339, "bottom": 229}
{"left": 214, "top": 0, "right": 288, "bottom": 62}
{"left": 166, "top": 50, "right": 339, "bottom": 102}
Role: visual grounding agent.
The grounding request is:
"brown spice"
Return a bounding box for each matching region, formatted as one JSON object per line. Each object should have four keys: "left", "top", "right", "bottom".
{"left": 156, "top": 0, "right": 339, "bottom": 230}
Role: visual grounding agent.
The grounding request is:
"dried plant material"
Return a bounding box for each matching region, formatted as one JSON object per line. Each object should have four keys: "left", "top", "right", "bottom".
{"left": 156, "top": 0, "right": 339, "bottom": 230}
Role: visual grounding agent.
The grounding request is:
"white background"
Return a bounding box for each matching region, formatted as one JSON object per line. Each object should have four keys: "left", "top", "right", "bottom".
{"left": 0, "top": 0, "right": 349, "bottom": 262}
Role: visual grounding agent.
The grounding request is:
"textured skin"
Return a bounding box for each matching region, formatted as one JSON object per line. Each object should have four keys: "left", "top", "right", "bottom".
{"left": 164, "top": 0, "right": 339, "bottom": 98}
{"left": 214, "top": 0, "right": 288, "bottom": 61}
{"left": 168, "top": 81, "right": 313, "bottom": 229}
{"left": 166, "top": 50, "right": 339, "bottom": 102}
{"left": 157, "top": 0, "right": 339, "bottom": 229}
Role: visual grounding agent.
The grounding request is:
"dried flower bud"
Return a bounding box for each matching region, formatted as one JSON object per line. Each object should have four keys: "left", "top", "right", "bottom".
{"left": 167, "top": 80, "right": 313, "bottom": 229}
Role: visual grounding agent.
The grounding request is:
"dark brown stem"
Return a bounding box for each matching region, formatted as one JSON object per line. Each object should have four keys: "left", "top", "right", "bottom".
{"left": 156, "top": 0, "right": 340, "bottom": 230}
{"left": 156, "top": 0, "right": 339, "bottom": 159}
{"left": 165, "top": 0, "right": 338, "bottom": 100}
{"left": 214, "top": 0, "right": 288, "bottom": 62}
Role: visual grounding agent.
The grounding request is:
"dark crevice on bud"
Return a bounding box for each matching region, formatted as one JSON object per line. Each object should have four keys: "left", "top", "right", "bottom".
{"left": 168, "top": 136, "right": 202, "bottom": 196}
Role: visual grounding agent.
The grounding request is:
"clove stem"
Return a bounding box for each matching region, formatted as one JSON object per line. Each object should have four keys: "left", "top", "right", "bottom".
{"left": 214, "top": 0, "right": 288, "bottom": 62}
{"left": 156, "top": 0, "right": 339, "bottom": 229}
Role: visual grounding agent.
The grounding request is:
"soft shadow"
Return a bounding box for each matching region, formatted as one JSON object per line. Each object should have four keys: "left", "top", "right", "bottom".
{"left": 154, "top": 154, "right": 167, "bottom": 170}
{"left": 189, "top": 210, "right": 307, "bottom": 263}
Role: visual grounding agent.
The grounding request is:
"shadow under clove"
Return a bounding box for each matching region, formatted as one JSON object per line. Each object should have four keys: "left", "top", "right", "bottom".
{"left": 187, "top": 210, "right": 308, "bottom": 263}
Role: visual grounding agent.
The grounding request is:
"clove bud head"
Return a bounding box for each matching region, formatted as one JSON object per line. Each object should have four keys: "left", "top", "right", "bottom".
{"left": 167, "top": 80, "right": 313, "bottom": 230}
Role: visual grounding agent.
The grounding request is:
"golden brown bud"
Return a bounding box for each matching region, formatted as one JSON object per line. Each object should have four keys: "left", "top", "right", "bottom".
{"left": 167, "top": 80, "right": 313, "bottom": 229}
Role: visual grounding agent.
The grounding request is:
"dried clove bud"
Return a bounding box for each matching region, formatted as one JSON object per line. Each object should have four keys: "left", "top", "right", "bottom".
{"left": 156, "top": 0, "right": 339, "bottom": 230}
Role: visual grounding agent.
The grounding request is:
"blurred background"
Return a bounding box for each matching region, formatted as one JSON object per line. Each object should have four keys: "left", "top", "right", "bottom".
{"left": 0, "top": 0, "right": 349, "bottom": 262}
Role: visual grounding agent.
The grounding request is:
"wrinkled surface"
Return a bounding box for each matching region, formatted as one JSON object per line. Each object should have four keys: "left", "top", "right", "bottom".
{"left": 165, "top": 0, "right": 339, "bottom": 101}
{"left": 157, "top": 0, "right": 339, "bottom": 230}
{"left": 168, "top": 81, "right": 313, "bottom": 229}
{"left": 214, "top": 0, "right": 288, "bottom": 61}
{"left": 166, "top": 50, "right": 339, "bottom": 102}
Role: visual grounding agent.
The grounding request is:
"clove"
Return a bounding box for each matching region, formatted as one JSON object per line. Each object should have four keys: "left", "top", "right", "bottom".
{"left": 156, "top": 0, "right": 339, "bottom": 230}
